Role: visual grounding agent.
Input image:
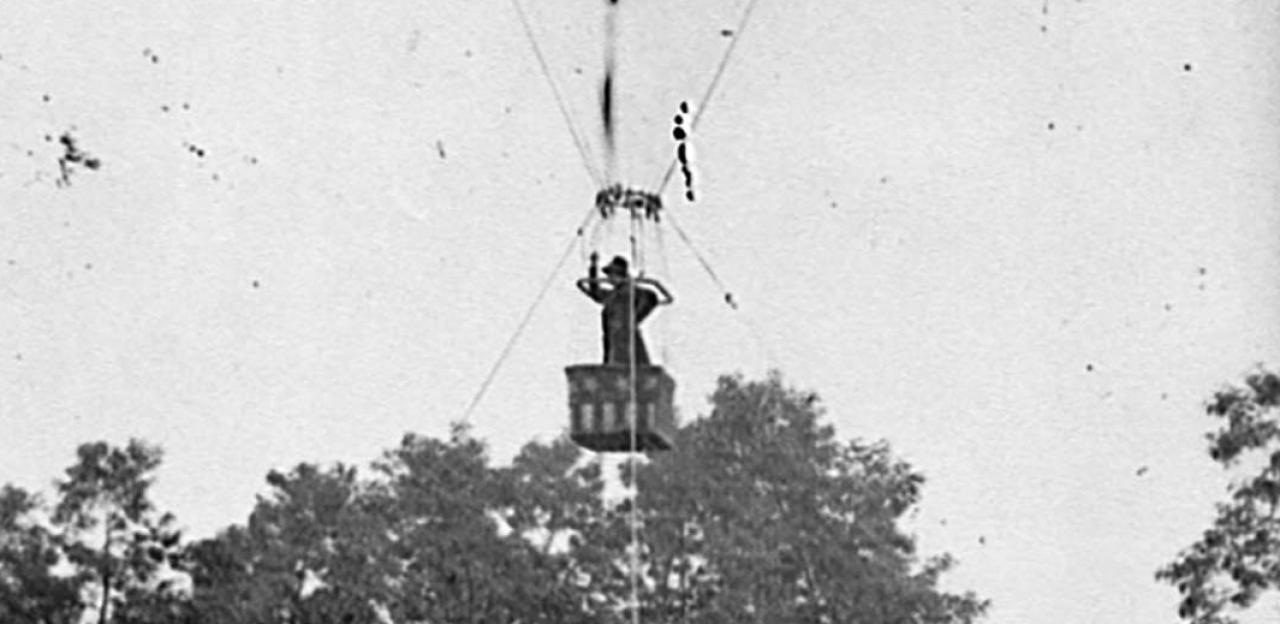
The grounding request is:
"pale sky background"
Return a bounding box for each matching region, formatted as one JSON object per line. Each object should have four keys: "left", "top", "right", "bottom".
{"left": 3, "top": 1, "right": 1280, "bottom": 622}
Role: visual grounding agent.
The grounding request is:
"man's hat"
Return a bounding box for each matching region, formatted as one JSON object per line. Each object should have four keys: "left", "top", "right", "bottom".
{"left": 602, "top": 255, "right": 629, "bottom": 276}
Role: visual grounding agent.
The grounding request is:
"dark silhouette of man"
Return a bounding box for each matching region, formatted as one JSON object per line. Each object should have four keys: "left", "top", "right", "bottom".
{"left": 577, "top": 253, "right": 673, "bottom": 366}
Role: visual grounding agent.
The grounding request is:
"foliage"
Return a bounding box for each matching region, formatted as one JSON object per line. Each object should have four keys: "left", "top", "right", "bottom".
{"left": 1158, "top": 366, "right": 1280, "bottom": 623}
{"left": 51, "top": 440, "right": 186, "bottom": 624}
{"left": 6, "top": 374, "right": 987, "bottom": 623}
{"left": 0, "top": 485, "right": 81, "bottom": 623}
{"left": 621, "top": 372, "right": 988, "bottom": 623}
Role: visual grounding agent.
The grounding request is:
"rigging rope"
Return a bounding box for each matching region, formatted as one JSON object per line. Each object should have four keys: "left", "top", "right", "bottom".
{"left": 652, "top": 0, "right": 764, "bottom": 195}
{"left": 627, "top": 206, "right": 641, "bottom": 624}
{"left": 461, "top": 206, "right": 598, "bottom": 423}
{"left": 509, "top": 0, "right": 606, "bottom": 188}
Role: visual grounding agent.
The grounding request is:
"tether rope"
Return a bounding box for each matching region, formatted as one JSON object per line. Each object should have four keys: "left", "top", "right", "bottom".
{"left": 461, "top": 206, "right": 598, "bottom": 422}
{"left": 627, "top": 206, "right": 641, "bottom": 624}
{"left": 509, "top": 0, "right": 605, "bottom": 188}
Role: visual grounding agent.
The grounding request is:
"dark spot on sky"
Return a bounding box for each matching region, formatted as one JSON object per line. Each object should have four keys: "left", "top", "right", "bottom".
{"left": 1197, "top": 266, "right": 1206, "bottom": 275}
{"left": 15, "top": 353, "right": 21, "bottom": 361}
{"left": 830, "top": 201, "right": 838, "bottom": 209}
{"left": 211, "top": 173, "right": 220, "bottom": 181}
{"left": 464, "top": 49, "right": 472, "bottom": 58}
{"left": 1047, "top": 121, "right": 1055, "bottom": 130}
{"left": 161, "top": 105, "right": 170, "bottom": 112}
{"left": 42, "top": 94, "right": 50, "bottom": 102}
{"left": 1163, "top": 303, "right": 1172, "bottom": 311}
{"left": 1040, "top": 25, "right": 1047, "bottom": 33}
{"left": 84, "top": 263, "right": 92, "bottom": 270}
{"left": 674, "top": 114, "right": 684, "bottom": 125}
{"left": 879, "top": 176, "right": 889, "bottom": 184}
{"left": 182, "top": 102, "right": 190, "bottom": 110}
{"left": 978, "top": 536, "right": 986, "bottom": 545}
{"left": 1136, "top": 466, "right": 1148, "bottom": 476}
{"left": 574, "top": 67, "right": 583, "bottom": 75}
{"left": 1183, "top": 63, "right": 1192, "bottom": 72}
{"left": 679, "top": 101, "right": 689, "bottom": 114}
{"left": 6, "top": 259, "right": 13, "bottom": 266}
{"left": 673, "top": 127, "right": 686, "bottom": 141}
{"left": 245, "top": 155, "right": 258, "bottom": 165}
{"left": 252, "top": 280, "right": 260, "bottom": 289}
{"left": 721, "top": 29, "right": 734, "bottom": 37}
{"left": 186, "top": 143, "right": 206, "bottom": 158}
{"left": 43, "top": 134, "right": 51, "bottom": 142}
{"left": 436, "top": 140, "right": 446, "bottom": 159}
{"left": 1086, "top": 363, "right": 1094, "bottom": 372}
{"left": 504, "top": 105, "right": 511, "bottom": 114}
{"left": 56, "top": 131, "right": 100, "bottom": 186}
{"left": 1161, "top": 392, "right": 1168, "bottom": 400}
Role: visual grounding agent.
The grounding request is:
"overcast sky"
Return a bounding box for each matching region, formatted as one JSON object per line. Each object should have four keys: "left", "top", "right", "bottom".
{"left": 3, "top": 1, "right": 1279, "bottom": 622}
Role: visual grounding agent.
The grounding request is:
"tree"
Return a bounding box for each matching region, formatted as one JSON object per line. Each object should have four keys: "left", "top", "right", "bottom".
{"left": 186, "top": 424, "right": 599, "bottom": 623}
{"left": 613, "top": 373, "right": 988, "bottom": 623}
{"left": 0, "top": 485, "right": 81, "bottom": 623}
{"left": 1158, "top": 366, "right": 1280, "bottom": 623}
{"left": 186, "top": 461, "right": 390, "bottom": 623}
{"left": 51, "top": 440, "right": 186, "bottom": 624}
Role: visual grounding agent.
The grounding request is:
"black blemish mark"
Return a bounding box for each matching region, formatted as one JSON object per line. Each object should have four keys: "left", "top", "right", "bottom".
{"left": 1076, "top": 124, "right": 1083, "bottom": 131}
{"left": 1161, "top": 392, "right": 1168, "bottom": 400}
{"left": 185, "top": 143, "right": 206, "bottom": 158}
{"left": 504, "top": 105, "right": 511, "bottom": 114}
{"left": 15, "top": 353, "right": 21, "bottom": 361}
{"left": 464, "top": 49, "right": 473, "bottom": 58}
{"left": 1047, "top": 121, "right": 1055, "bottom": 130}
{"left": 574, "top": 67, "right": 583, "bottom": 75}
{"left": 252, "top": 280, "right": 260, "bottom": 289}
{"left": 1197, "top": 266, "right": 1206, "bottom": 275}
{"left": 879, "top": 176, "right": 889, "bottom": 184}
{"left": 673, "top": 101, "right": 694, "bottom": 201}
{"left": 830, "top": 201, "right": 838, "bottom": 209}
{"left": 143, "top": 48, "right": 159, "bottom": 63}
{"left": 42, "top": 94, "right": 50, "bottom": 103}
{"left": 211, "top": 173, "right": 220, "bottom": 181}
{"left": 245, "top": 156, "right": 258, "bottom": 165}
{"left": 978, "top": 536, "right": 986, "bottom": 545}
{"left": 161, "top": 105, "right": 170, "bottom": 112}
{"left": 721, "top": 29, "right": 734, "bottom": 37}
{"left": 1183, "top": 63, "right": 1192, "bottom": 72}
{"left": 56, "top": 132, "right": 101, "bottom": 187}
{"left": 84, "top": 263, "right": 92, "bottom": 270}
{"left": 6, "top": 259, "right": 13, "bottom": 266}
{"left": 182, "top": 102, "right": 190, "bottom": 110}
{"left": 43, "top": 134, "right": 51, "bottom": 142}
{"left": 1136, "top": 466, "right": 1148, "bottom": 476}
{"left": 436, "top": 140, "right": 446, "bottom": 159}
{"left": 1086, "top": 363, "right": 1094, "bottom": 372}
{"left": 601, "top": 73, "right": 614, "bottom": 146}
